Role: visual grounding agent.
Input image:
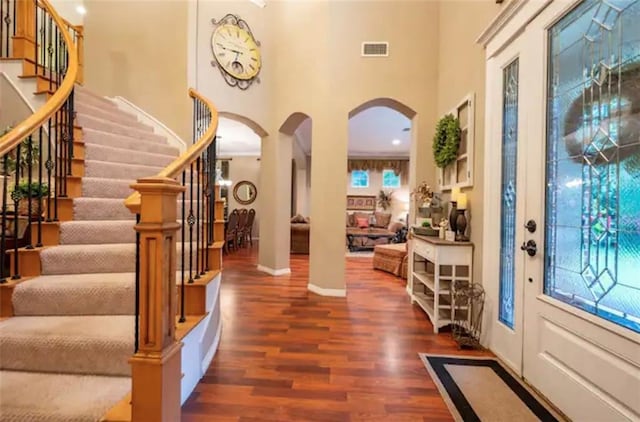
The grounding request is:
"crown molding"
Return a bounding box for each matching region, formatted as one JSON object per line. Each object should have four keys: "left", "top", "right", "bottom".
{"left": 476, "top": 0, "right": 528, "bottom": 47}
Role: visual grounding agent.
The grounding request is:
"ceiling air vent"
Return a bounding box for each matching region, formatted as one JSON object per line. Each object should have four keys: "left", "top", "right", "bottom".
{"left": 361, "top": 42, "right": 389, "bottom": 57}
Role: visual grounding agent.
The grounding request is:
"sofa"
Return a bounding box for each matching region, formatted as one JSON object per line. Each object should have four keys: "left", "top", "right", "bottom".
{"left": 346, "top": 211, "right": 405, "bottom": 250}
{"left": 290, "top": 215, "right": 310, "bottom": 254}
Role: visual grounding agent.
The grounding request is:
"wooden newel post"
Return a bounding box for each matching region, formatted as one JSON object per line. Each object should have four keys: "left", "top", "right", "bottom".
{"left": 127, "top": 177, "right": 185, "bottom": 422}
{"left": 13, "top": 0, "right": 36, "bottom": 61}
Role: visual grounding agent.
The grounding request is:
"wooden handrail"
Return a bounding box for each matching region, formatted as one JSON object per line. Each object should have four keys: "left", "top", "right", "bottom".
{"left": 125, "top": 88, "right": 219, "bottom": 213}
{"left": 0, "top": 0, "right": 78, "bottom": 158}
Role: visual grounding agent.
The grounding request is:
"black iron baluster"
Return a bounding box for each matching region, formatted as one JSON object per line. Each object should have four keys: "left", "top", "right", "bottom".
{"left": 68, "top": 92, "right": 74, "bottom": 173}
{"left": 191, "top": 97, "right": 196, "bottom": 144}
{"left": 194, "top": 157, "right": 200, "bottom": 279}
{"left": 210, "top": 139, "right": 216, "bottom": 246}
{"left": 187, "top": 162, "right": 194, "bottom": 283}
{"left": 200, "top": 151, "right": 207, "bottom": 275}
{"left": 0, "top": 155, "right": 8, "bottom": 283}
{"left": 134, "top": 213, "right": 140, "bottom": 352}
{"left": 180, "top": 170, "right": 186, "bottom": 323}
{"left": 46, "top": 115, "right": 52, "bottom": 221}
{"left": 36, "top": 126, "right": 43, "bottom": 247}
{"left": 40, "top": 6, "right": 45, "bottom": 76}
{"left": 54, "top": 26, "right": 59, "bottom": 86}
{"left": 53, "top": 107, "right": 59, "bottom": 221}
{"left": 31, "top": 0, "right": 37, "bottom": 68}
{"left": 11, "top": 144, "right": 20, "bottom": 279}
{"left": 1, "top": 0, "right": 5, "bottom": 57}
{"left": 24, "top": 136, "right": 33, "bottom": 249}
{"left": 47, "top": 13, "right": 52, "bottom": 90}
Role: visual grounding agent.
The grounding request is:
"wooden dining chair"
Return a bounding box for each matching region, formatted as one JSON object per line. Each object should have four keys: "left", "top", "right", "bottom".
{"left": 237, "top": 209, "right": 249, "bottom": 247}
{"left": 225, "top": 209, "right": 240, "bottom": 253}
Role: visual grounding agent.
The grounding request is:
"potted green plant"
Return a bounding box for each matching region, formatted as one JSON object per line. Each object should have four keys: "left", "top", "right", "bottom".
{"left": 11, "top": 181, "right": 49, "bottom": 216}
{"left": 377, "top": 190, "right": 392, "bottom": 210}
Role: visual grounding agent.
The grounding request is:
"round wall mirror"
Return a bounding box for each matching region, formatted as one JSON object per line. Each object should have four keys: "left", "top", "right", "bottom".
{"left": 233, "top": 180, "right": 257, "bottom": 205}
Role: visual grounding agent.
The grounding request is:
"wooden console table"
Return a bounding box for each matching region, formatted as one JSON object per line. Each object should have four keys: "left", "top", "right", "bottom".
{"left": 407, "top": 234, "right": 473, "bottom": 333}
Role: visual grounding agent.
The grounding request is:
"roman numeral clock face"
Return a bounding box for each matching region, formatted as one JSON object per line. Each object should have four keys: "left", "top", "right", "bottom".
{"left": 211, "top": 18, "right": 262, "bottom": 90}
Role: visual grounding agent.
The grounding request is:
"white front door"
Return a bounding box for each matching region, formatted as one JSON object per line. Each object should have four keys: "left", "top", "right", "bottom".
{"left": 485, "top": 0, "right": 640, "bottom": 419}
{"left": 520, "top": 1, "right": 640, "bottom": 419}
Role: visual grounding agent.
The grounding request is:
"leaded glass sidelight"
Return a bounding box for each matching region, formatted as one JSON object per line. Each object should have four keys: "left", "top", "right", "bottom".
{"left": 499, "top": 59, "right": 520, "bottom": 328}
{"left": 545, "top": 0, "right": 640, "bottom": 332}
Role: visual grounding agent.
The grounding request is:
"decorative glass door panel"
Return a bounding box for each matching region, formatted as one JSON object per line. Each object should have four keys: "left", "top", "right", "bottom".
{"left": 545, "top": 0, "right": 640, "bottom": 332}
{"left": 499, "top": 59, "right": 520, "bottom": 328}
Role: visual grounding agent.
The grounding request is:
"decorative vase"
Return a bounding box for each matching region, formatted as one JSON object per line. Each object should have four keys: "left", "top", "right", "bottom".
{"left": 455, "top": 209, "right": 468, "bottom": 241}
{"left": 449, "top": 201, "right": 458, "bottom": 233}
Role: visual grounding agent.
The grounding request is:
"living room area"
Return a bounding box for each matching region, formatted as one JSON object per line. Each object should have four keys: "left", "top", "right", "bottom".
{"left": 290, "top": 102, "right": 412, "bottom": 281}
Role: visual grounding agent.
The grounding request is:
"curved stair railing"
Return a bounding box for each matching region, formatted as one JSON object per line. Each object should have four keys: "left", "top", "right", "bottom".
{"left": 0, "top": 0, "right": 78, "bottom": 283}
{"left": 125, "top": 88, "right": 219, "bottom": 421}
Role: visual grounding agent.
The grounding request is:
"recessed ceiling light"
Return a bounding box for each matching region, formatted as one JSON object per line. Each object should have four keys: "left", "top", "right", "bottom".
{"left": 392, "top": 139, "right": 401, "bottom": 146}
{"left": 249, "top": 0, "right": 266, "bottom": 7}
{"left": 76, "top": 4, "right": 86, "bottom": 15}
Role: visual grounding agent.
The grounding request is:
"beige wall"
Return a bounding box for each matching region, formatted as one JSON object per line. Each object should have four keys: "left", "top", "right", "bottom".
{"left": 191, "top": 0, "right": 440, "bottom": 290}
{"left": 224, "top": 156, "right": 261, "bottom": 238}
{"left": 436, "top": 0, "right": 502, "bottom": 285}
{"left": 83, "top": 0, "right": 190, "bottom": 140}
{"left": 0, "top": 76, "right": 32, "bottom": 130}
{"left": 347, "top": 169, "right": 410, "bottom": 222}
{"left": 80, "top": 0, "right": 501, "bottom": 293}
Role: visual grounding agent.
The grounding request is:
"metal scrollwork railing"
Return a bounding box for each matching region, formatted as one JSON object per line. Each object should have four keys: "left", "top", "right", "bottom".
{"left": 0, "top": 0, "right": 78, "bottom": 282}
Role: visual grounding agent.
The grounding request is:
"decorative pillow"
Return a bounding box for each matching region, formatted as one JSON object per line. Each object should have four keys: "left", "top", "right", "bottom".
{"left": 354, "top": 212, "right": 370, "bottom": 223}
{"left": 374, "top": 212, "right": 391, "bottom": 228}
{"left": 346, "top": 212, "right": 355, "bottom": 227}
{"left": 356, "top": 217, "right": 369, "bottom": 229}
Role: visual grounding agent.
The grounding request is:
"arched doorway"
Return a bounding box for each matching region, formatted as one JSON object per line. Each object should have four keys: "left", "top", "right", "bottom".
{"left": 346, "top": 98, "right": 417, "bottom": 275}
{"left": 216, "top": 113, "right": 268, "bottom": 255}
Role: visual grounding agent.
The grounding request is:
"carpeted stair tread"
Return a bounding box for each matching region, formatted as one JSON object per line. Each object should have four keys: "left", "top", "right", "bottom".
{"left": 82, "top": 128, "right": 180, "bottom": 156}
{"left": 76, "top": 110, "right": 157, "bottom": 136}
{"left": 85, "top": 143, "right": 177, "bottom": 168}
{"left": 81, "top": 177, "right": 136, "bottom": 199}
{"left": 0, "top": 315, "right": 133, "bottom": 376}
{"left": 40, "top": 242, "right": 204, "bottom": 275}
{"left": 75, "top": 87, "right": 119, "bottom": 108}
{"left": 0, "top": 371, "right": 130, "bottom": 422}
{"left": 74, "top": 94, "right": 120, "bottom": 115}
{"left": 81, "top": 177, "right": 196, "bottom": 200}
{"left": 84, "top": 159, "right": 165, "bottom": 180}
{"left": 41, "top": 244, "right": 136, "bottom": 274}
{"left": 75, "top": 100, "right": 140, "bottom": 125}
{"left": 73, "top": 198, "right": 135, "bottom": 221}
{"left": 76, "top": 114, "right": 162, "bottom": 143}
{"left": 60, "top": 220, "right": 136, "bottom": 244}
{"left": 12, "top": 273, "right": 135, "bottom": 316}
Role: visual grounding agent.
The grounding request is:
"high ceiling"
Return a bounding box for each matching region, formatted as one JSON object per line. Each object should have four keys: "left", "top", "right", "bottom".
{"left": 217, "top": 106, "right": 411, "bottom": 157}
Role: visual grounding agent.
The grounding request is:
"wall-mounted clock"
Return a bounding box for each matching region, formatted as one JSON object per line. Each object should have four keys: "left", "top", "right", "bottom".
{"left": 211, "top": 14, "right": 262, "bottom": 90}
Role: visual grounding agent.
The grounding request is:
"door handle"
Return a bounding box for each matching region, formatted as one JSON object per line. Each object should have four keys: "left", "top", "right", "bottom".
{"left": 524, "top": 219, "right": 537, "bottom": 233}
{"left": 520, "top": 240, "right": 537, "bottom": 257}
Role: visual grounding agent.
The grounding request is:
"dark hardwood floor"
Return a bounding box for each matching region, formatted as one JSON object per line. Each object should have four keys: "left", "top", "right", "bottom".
{"left": 182, "top": 244, "right": 486, "bottom": 421}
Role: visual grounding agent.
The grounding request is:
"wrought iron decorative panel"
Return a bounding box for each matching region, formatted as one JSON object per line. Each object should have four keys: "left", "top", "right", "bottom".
{"left": 545, "top": 0, "right": 640, "bottom": 332}
{"left": 499, "top": 59, "right": 520, "bottom": 328}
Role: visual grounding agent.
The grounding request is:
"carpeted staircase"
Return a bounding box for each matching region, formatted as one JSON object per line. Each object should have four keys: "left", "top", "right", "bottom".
{"left": 0, "top": 86, "right": 186, "bottom": 421}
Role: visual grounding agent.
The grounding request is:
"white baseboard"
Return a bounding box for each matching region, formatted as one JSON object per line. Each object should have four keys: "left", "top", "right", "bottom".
{"left": 307, "top": 283, "right": 347, "bottom": 297}
{"left": 257, "top": 265, "right": 291, "bottom": 276}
